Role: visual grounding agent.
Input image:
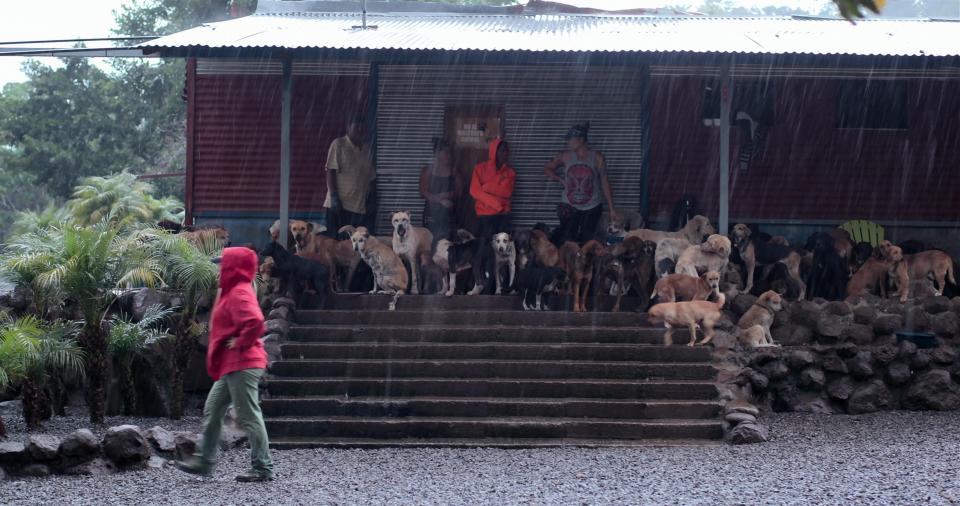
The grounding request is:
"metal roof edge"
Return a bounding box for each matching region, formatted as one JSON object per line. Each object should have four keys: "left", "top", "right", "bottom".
{"left": 256, "top": 0, "right": 519, "bottom": 16}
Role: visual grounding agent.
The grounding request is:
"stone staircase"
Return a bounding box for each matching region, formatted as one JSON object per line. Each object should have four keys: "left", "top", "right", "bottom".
{"left": 263, "top": 294, "right": 722, "bottom": 448}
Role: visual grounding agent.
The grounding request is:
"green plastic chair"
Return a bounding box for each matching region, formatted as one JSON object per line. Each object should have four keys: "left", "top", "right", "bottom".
{"left": 840, "top": 220, "right": 885, "bottom": 247}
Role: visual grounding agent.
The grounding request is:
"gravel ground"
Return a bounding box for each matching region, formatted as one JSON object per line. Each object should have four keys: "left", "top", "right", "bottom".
{"left": 3, "top": 411, "right": 960, "bottom": 505}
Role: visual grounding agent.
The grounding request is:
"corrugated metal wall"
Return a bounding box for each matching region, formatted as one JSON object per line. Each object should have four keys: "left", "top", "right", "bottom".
{"left": 375, "top": 64, "right": 645, "bottom": 232}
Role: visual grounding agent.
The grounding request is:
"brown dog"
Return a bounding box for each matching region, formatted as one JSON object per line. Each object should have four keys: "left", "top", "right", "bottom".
{"left": 737, "top": 290, "right": 783, "bottom": 347}
{"left": 180, "top": 225, "right": 230, "bottom": 249}
{"left": 847, "top": 245, "right": 908, "bottom": 302}
{"left": 652, "top": 271, "right": 721, "bottom": 303}
{"left": 626, "top": 215, "right": 715, "bottom": 245}
{"left": 647, "top": 293, "right": 726, "bottom": 347}
{"left": 291, "top": 220, "right": 361, "bottom": 292}
{"left": 569, "top": 240, "right": 608, "bottom": 313}
{"left": 605, "top": 236, "right": 656, "bottom": 311}
{"left": 905, "top": 250, "right": 955, "bottom": 296}
{"left": 531, "top": 229, "right": 559, "bottom": 268}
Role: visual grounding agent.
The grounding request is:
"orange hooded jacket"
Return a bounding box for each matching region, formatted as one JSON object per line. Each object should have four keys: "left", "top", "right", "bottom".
{"left": 469, "top": 139, "right": 516, "bottom": 216}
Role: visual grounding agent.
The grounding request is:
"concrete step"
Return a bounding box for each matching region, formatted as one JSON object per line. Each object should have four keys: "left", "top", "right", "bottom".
{"left": 261, "top": 396, "right": 720, "bottom": 420}
{"left": 326, "top": 294, "right": 647, "bottom": 312}
{"left": 287, "top": 325, "right": 677, "bottom": 345}
{"left": 268, "top": 359, "right": 715, "bottom": 380}
{"left": 264, "top": 377, "right": 718, "bottom": 400}
{"left": 279, "top": 342, "right": 711, "bottom": 362}
{"left": 295, "top": 310, "right": 646, "bottom": 328}
{"left": 265, "top": 416, "right": 724, "bottom": 440}
{"left": 269, "top": 437, "right": 722, "bottom": 449}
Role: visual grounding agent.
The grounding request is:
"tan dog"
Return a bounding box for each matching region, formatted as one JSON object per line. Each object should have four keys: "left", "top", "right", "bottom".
{"left": 351, "top": 227, "right": 408, "bottom": 310}
{"left": 738, "top": 290, "right": 783, "bottom": 347}
{"left": 675, "top": 234, "right": 731, "bottom": 278}
{"left": 847, "top": 245, "right": 908, "bottom": 302}
{"left": 569, "top": 240, "right": 608, "bottom": 313}
{"left": 626, "top": 215, "right": 715, "bottom": 245}
{"left": 531, "top": 229, "right": 559, "bottom": 268}
{"left": 905, "top": 250, "right": 956, "bottom": 296}
{"left": 181, "top": 225, "right": 230, "bottom": 249}
{"left": 391, "top": 211, "right": 434, "bottom": 295}
{"left": 729, "top": 223, "right": 806, "bottom": 300}
{"left": 830, "top": 228, "right": 854, "bottom": 260}
{"left": 652, "top": 271, "right": 721, "bottom": 303}
{"left": 648, "top": 293, "right": 726, "bottom": 347}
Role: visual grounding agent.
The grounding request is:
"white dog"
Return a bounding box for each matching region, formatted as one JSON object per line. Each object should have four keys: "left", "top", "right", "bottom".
{"left": 391, "top": 211, "right": 433, "bottom": 295}
{"left": 351, "top": 227, "right": 408, "bottom": 310}
{"left": 491, "top": 232, "right": 517, "bottom": 295}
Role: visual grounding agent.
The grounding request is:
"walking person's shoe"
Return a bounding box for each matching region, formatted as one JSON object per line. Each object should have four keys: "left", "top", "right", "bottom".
{"left": 175, "top": 456, "right": 214, "bottom": 477}
{"left": 236, "top": 469, "right": 274, "bottom": 482}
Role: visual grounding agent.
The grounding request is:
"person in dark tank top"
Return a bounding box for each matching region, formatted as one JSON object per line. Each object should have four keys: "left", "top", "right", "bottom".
{"left": 420, "top": 138, "right": 463, "bottom": 246}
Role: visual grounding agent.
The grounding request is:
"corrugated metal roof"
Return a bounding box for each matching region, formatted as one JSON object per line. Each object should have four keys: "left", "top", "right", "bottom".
{"left": 140, "top": 10, "right": 960, "bottom": 57}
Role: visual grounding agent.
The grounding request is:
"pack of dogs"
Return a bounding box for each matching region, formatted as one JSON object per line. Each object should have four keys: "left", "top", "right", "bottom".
{"left": 182, "top": 210, "right": 957, "bottom": 350}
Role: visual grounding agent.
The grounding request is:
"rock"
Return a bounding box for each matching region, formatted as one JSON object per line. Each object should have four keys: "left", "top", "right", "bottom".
{"left": 18, "top": 463, "right": 50, "bottom": 478}
{"left": 272, "top": 297, "right": 296, "bottom": 310}
{"left": 790, "top": 301, "right": 823, "bottom": 327}
{"left": 773, "top": 325, "right": 814, "bottom": 346}
{"left": 59, "top": 429, "right": 99, "bottom": 465}
{"left": 760, "top": 360, "right": 790, "bottom": 381}
{"left": 0, "top": 281, "right": 33, "bottom": 312}
{"left": 62, "top": 458, "right": 115, "bottom": 477}
{"left": 262, "top": 334, "right": 282, "bottom": 362}
{"left": 264, "top": 318, "right": 289, "bottom": 337}
{"left": 102, "top": 425, "right": 150, "bottom": 467}
{"left": 827, "top": 376, "right": 855, "bottom": 401}
{"left": 853, "top": 305, "right": 877, "bottom": 325}
{"left": 887, "top": 362, "right": 912, "bottom": 385}
{"left": 910, "top": 350, "right": 932, "bottom": 370}
{"left": 877, "top": 298, "right": 905, "bottom": 316}
{"left": 923, "top": 296, "right": 952, "bottom": 315}
{"left": 0, "top": 399, "right": 22, "bottom": 415}
{"left": 823, "top": 301, "right": 852, "bottom": 316}
{"left": 773, "top": 310, "right": 790, "bottom": 329}
{"left": 268, "top": 306, "right": 290, "bottom": 321}
{"left": 903, "top": 369, "right": 960, "bottom": 411}
{"left": 931, "top": 345, "right": 957, "bottom": 365}
{"left": 847, "top": 351, "right": 875, "bottom": 379}
{"left": 835, "top": 342, "right": 859, "bottom": 359}
{"left": 741, "top": 368, "right": 769, "bottom": 391}
{"left": 27, "top": 435, "right": 60, "bottom": 462}
{"left": 728, "top": 422, "right": 768, "bottom": 444}
{"left": 146, "top": 455, "right": 167, "bottom": 470}
{"left": 952, "top": 296, "right": 960, "bottom": 314}
{"left": 0, "top": 441, "right": 28, "bottom": 466}
{"left": 0, "top": 467, "right": 5, "bottom": 481}
{"left": 145, "top": 426, "right": 176, "bottom": 454}
{"left": 816, "top": 314, "right": 851, "bottom": 338}
{"left": 822, "top": 353, "right": 849, "bottom": 374}
{"left": 725, "top": 412, "right": 757, "bottom": 424}
{"left": 219, "top": 425, "right": 248, "bottom": 451}
{"left": 710, "top": 330, "right": 737, "bottom": 349}
{"left": 799, "top": 368, "right": 826, "bottom": 390}
{"left": 903, "top": 306, "right": 931, "bottom": 331}
{"left": 844, "top": 323, "right": 875, "bottom": 345}
{"left": 874, "top": 314, "right": 904, "bottom": 335}
{"left": 732, "top": 293, "right": 758, "bottom": 317}
{"left": 748, "top": 347, "right": 782, "bottom": 367}
{"left": 174, "top": 432, "right": 199, "bottom": 460}
{"left": 786, "top": 350, "right": 817, "bottom": 370}
{"left": 931, "top": 312, "right": 960, "bottom": 337}
{"left": 899, "top": 340, "right": 918, "bottom": 358}
{"left": 724, "top": 401, "right": 759, "bottom": 417}
{"left": 874, "top": 345, "right": 898, "bottom": 364}
{"left": 131, "top": 288, "right": 184, "bottom": 321}
{"left": 792, "top": 394, "right": 833, "bottom": 414}
{"left": 847, "top": 380, "right": 895, "bottom": 414}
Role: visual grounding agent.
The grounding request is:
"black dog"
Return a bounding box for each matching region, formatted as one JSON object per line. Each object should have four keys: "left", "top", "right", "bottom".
{"left": 515, "top": 266, "right": 566, "bottom": 311}
{"left": 804, "top": 232, "right": 847, "bottom": 300}
{"left": 259, "top": 241, "right": 330, "bottom": 308}
{"left": 512, "top": 228, "right": 535, "bottom": 271}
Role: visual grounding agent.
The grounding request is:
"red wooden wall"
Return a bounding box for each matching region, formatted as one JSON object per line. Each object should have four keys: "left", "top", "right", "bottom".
{"left": 188, "top": 68, "right": 367, "bottom": 217}
{"left": 647, "top": 76, "right": 960, "bottom": 223}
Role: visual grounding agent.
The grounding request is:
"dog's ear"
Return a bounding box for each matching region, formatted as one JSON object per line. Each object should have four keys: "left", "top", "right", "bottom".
{"left": 306, "top": 222, "right": 314, "bottom": 232}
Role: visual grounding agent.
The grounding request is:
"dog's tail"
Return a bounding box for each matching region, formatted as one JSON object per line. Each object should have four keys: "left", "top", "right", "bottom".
{"left": 948, "top": 261, "right": 957, "bottom": 286}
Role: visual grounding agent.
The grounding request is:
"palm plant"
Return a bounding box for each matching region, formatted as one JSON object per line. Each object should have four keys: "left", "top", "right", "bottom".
{"left": 108, "top": 304, "right": 174, "bottom": 416}
{"left": 67, "top": 172, "right": 185, "bottom": 229}
{"left": 10, "top": 204, "right": 71, "bottom": 239}
{"left": 147, "top": 230, "right": 220, "bottom": 418}
{"left": 3, "top": 220, "right": 162, "bottom": 423}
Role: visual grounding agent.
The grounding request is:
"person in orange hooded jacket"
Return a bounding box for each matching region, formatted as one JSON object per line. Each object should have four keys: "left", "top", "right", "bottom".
{"left": 176, "top": 246, "right": 274, "bottom": 482}
{"left": 468, "top": 139, "right": 515, "bottom": 294}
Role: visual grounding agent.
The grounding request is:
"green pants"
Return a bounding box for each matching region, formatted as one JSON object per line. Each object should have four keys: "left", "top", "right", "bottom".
{"left": 198, "top": 368, "right": 273, "bottom": 476}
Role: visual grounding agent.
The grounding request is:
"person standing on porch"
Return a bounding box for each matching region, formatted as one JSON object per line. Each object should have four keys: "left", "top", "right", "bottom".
{"left": 420, "top": 138, "right": 463, "bottom": 246}
{"left": 469, "top": 138, "right": 515, "bottom": 294}
{"left": 324, "top": 116, "right": 377, "bottom": 235}
{"left": 544, "top": 122, "right": 619, "bottom": 244}
{"left": 176, "top": 247, "right": 274, "bottom": 482}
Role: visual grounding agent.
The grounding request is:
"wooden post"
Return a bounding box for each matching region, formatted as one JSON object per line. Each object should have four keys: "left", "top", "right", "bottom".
{"left": 718, "top": 64, "right": 732, "bottom": 235}
{"left": 279, "top": 57, "right": 292, "bottom": 248}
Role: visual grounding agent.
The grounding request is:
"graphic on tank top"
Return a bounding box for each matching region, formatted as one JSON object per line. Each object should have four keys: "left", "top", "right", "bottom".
{"left": 562, "top": 151, "right": 601, "bottom": 209}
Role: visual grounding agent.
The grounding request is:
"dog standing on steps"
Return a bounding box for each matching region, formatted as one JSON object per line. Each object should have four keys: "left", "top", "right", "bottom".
{"left": 351, "top": 227, "right": 408, "bottom": 310}
{"left": 515, "top": 266, "right": 566, "bottom": 311}
{"left": 647, "top": 294, "right": 726, "bottom": 347}
{"left": 433, "top": 229, "right": 479, "bottom": 297}
{"left": 492, "top": 232, "right": 517, "bottom": 295}
{"left": 391, "top": 211, "right": 433, "bottom": 295}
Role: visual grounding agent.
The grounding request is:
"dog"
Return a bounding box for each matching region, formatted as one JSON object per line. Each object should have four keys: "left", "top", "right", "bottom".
{"left": 492, "top": 232, "right": 517, "bottom": 295}
{"left": 351, "top": 227, "right": 408, "bottom": 310}
{"left": 626, "top": 215, "right": 715, "bottom": 246}
{"left": 611, "top": 237, "right": 658, "bottom": 306}
{"left": 654, "top": 237, "right": 693, "bottom": 278}
{"left": 737, "top": 290, "right": 783, "bottom": 348}
{"left": 652, "top": 271, "right": 721, "bottom": 303}
{"left": 258, "top": 257, "right": 280, "bottom": 296}
{"left": 904, "top": 250, "right": 956, "bottom": 296}
{"left": 290, "top": 221, "right": 362, "bottom": 292}
{"left": 603, "top": 210, "right": 645, "bottom": 238}
{"left": 269, "top": 219, "right": 296, "bottom": 251}
{"left": 512, "top": 228, "right": 535, "bottom": 271}
{"left": 569, "top": 240, "right": 608, "bottom": 312}
{"left": 847, "top": 245, "right": 908, "bottom": 302}
{"left": 805, "top": 232, "right": 848, "bottom": 301}
{"left": 515, "top": 266, "right": 567, "bottom": 311}
{"left": 433, "top": 229, "right": 478, "bottom": 297}
{"left": 729, "top": 224, "right": 806, "bottom": 300}
{"left": 674, "top": 234, "right": 732, "bottom": 278}
{"left": 647, "top": 293, "right": 726, "bottom": 347}
{"left": 829, "top": 228, "right": 854, "bottom": 261}
{"left": 391, "top": 211, "right": 434, "bottom": 295}
{"left": 181, "top": 224, "right": 230, "bottom": 249}
{"left": 259, "top": 241, "right": 330, "bottom": 308}
{"left": 531, "top": 229, "right": 560, "bottom": 268}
